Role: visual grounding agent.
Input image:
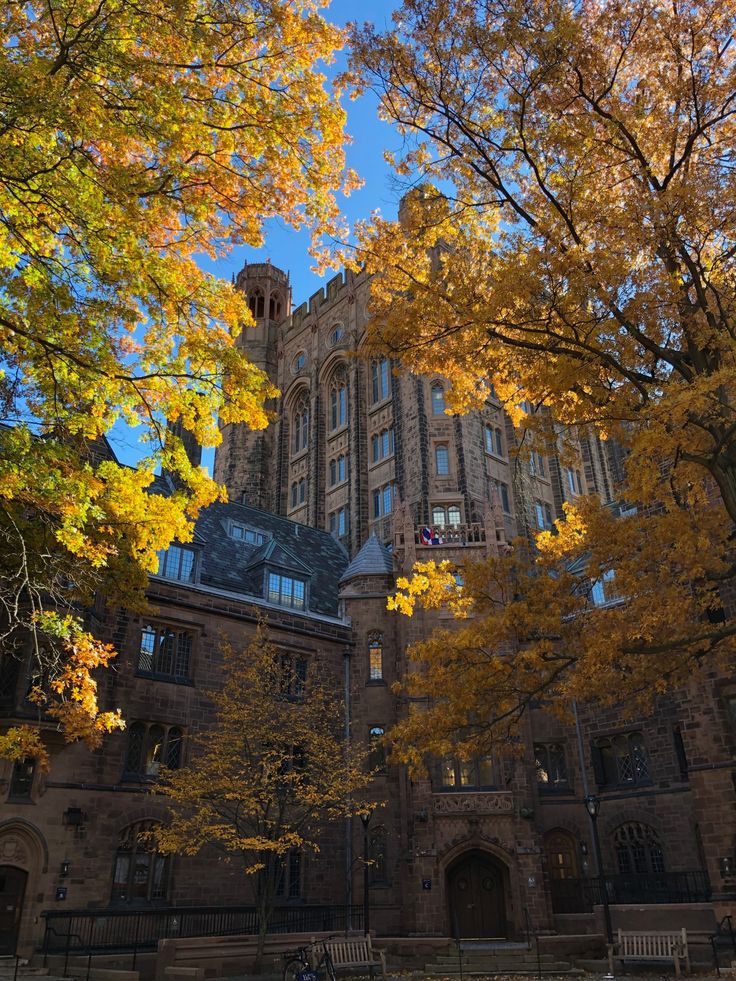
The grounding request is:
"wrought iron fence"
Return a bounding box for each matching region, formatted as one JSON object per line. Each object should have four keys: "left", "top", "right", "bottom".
{"left": 42, "top": 903, "right": 364, "bottom": 958}
{"left": 550, "top": 870, "right": 711, "bottom": 914}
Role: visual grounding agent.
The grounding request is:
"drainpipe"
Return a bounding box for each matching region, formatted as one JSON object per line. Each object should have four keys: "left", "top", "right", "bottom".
{"left": 344, "top": 643, "right": 354, "bottom": 933}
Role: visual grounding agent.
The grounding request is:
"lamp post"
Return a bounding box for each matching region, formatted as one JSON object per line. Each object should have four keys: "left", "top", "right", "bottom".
{"left": 359, "top": 810, "right": 373, "bottom": 937}
{"left": 584, "top": 794, "right": 614, "bottom": 947}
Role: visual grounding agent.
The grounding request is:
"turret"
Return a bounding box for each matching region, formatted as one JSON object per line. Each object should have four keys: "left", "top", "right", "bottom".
{"left": 213, "top": 261, "right": 290, "bottom": 509}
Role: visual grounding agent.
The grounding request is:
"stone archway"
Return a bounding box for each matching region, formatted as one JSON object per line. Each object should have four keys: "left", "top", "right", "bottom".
{"left": 0, "top": 821, "right": 48, "bottom": 956}
{"left": 446, "top": 849, "right": 508, "bottom": 939}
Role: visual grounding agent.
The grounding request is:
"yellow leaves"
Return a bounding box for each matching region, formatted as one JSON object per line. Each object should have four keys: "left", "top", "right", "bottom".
{"left": 389, "top": 560, "right": 473, "bottom": 618}
{"left": 0, "top": 727, "right": 50, "bottom": 771}
{"left": 156, "top": 627, "right": 376, "bottom": 884}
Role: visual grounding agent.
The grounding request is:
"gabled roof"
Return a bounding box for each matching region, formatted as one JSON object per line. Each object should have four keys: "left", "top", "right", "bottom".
{"left": 339, "top": 533, "right": 394, "bottom": 583}
{"left": 244, "top": 538, "right": 312, "bottom": 576}
{"left": 191, "top": 501, "right": 348, "bottom": 617}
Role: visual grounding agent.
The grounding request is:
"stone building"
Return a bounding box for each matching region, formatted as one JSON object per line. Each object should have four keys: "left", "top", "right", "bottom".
{"left": 0, "top": 258, "right": 733, "bottom": 961}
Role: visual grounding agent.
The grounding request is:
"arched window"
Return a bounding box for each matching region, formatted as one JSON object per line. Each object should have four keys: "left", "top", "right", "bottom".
{"left": 111, "top": 821, "right": 168, "bottom": 904}
{"left": 369, "top": 826, "right": 388, "bottom": 884}
{"left": 124, "top": 722, "right": 183, "bottom": 779}
{"left": 432, "top": 506, "right": 446, "bottom": 526}
{"left": 330, "top": 369, "right": 348, "bottom": 430}
{"left": 371, "top": 428, "right": 394, "bottom": 463}
{"left": 269, "top": 292, "right": 282, "bottom": 321}
{"left": 485, "top": 424, "right": 494, "bottom": 453}
{"left": 329, "top": 454, "right": 347, "bottom": 485}
{"left": 292, "top": 393, "right": 309, "bottom": 454}
{"left": 369, "top": 725, "right": 386, "bottom": 771}
{"left": 431, "top": 383, "right": 446, "bottom": 415}
{"left": 371, "top": 358, "right": 391, "bottom": 403}
{"left": 447, "top": 505, "right": 461, "bottom": 527}
{"left": 248, "top": 289, "right": 265, "bottom": 319}
{"left": 435, "top": 444, "right": 450, "bottom": 475}
{"left": 292, "top": 352, "right": 306, "bottom": 374}
{"left": 593, "top": 731, "right": 650, "bottom": 788}
{"left": 614, "top": 822, "right": 665, "bottom": 875}
{"left": 368, "top": 634, "right": 383, "bottom": 681}
{"left": 329, "top": 325, "right": 344, "bottom": 346}
{"left": 494, "top": 427, "right": 504, "bottom": 456}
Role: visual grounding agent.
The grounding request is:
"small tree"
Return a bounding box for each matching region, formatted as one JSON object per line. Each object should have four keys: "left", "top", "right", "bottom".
{"left": 155, "top": 626, "right": 375, "bottom": 966}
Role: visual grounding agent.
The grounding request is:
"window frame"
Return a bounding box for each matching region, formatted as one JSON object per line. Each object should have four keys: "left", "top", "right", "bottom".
{"left": 123, "top": 722, "right": 184, "bottom": 781}
{"left": 267, "top": 571, "right": 307, "bottom": 611}
{"left": 431, "top": 383, "right": 446, "bottom": 415}
{"left": 371, "top": 358, "right": 391, "bottom": 404}
{"left": 435, "top": 444, "right": 450, "bottom": 476}
{"left": 155, "top": 544, "right": 197, "bottom": 583}
{"left": 437, "top": 755, "right": 499, "bottom": 791}
{"left": 534, "top": 742, "right": 571, "bottom": 792}
{"left": 111, "top": 820, "right": 169, "bottom": 906}
{"left": 137, "top": 623, "right": 194, "bottom": 684}
{"left": 368, "top": 634, "right": 384, "bottom": 682}
{"left": 592, "top": 730, "right": 651, "bottom": 789}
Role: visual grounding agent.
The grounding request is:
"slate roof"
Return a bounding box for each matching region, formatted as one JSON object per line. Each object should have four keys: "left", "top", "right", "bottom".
{"left": 339, "top": 533, "right": 394, "bottom": 583}
{"left": 184, "top": 500, "right": 349, "bottom": 618}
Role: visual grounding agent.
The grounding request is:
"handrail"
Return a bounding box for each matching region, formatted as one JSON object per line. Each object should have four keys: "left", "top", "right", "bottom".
{"left": 710, "top": 913, "right": 736, "bottom": 977}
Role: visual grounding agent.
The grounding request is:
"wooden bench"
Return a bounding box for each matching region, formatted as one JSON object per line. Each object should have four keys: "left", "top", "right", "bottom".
{"left": 325, "top": 937, "right": 386, "bottom": 978}
{"left": 608, "top": 928, "right": 690, "bottom": 976}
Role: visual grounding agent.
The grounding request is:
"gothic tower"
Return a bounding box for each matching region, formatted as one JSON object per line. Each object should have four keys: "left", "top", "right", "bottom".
{"left": 213, "top": 261, "right": 290, "bottom": 509}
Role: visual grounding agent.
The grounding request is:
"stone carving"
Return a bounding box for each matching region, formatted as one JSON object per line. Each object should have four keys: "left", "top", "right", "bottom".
{"left": 0, "top": 835, "right": 29, "bottom": 865}
{"left": 433, "top": 793, "right": 513, "bottom": 815}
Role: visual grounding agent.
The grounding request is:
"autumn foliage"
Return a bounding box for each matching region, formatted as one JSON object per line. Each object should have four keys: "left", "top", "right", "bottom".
{"left": 347, "top": 0, "right": 736, "bottom": 762}
{"left": 155, "top": 628, "right": 374, "bottom": 961}
{"left": 0, "top": 0, "right": 353, "bottom": 755}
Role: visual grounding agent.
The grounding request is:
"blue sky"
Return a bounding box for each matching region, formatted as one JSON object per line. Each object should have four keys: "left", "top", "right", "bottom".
{"left": 199, "top": 0, "right": 406, "bottom": 306}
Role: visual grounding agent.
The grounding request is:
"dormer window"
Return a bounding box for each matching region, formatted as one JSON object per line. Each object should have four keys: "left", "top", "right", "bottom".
{"left": 267, "top": 572, "right": 306, "bottom": 610}
{"left": 156, "top": 545, "right": 196, "bottom": 583}
{"left": 230, "top": 523, "right": 267, "bottom": 545}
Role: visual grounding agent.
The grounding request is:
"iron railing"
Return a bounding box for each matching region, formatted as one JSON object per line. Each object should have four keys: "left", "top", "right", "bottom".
{"left": 550, "top": 870, "right": 711, "bottom": 914}
{"left": 42, "top": 903, "right": 364, "bottom": 959}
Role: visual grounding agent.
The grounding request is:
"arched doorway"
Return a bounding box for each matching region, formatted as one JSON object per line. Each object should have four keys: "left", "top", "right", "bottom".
{"left": 0, "top": 866, "right": 27, "bottom": 954}
{"left": 447, "top": 851, "right": 507, "bottom": 939}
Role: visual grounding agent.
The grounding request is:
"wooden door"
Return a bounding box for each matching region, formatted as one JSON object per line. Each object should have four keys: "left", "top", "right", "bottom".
{"left": 0, "top": 866, "right": 27, "bottom": 955}
{"left": 448, "top": 853, "right": 506, "bottom": 939}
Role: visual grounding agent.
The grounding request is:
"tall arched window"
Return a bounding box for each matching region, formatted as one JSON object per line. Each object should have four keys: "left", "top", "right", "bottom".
{"left": 371, "top": 358, "right": 391, "bottom": 403}
{"left": 614, "top": 822, "right": 665, "bottom": 874}
{"left": 292, "top": 393, "right": 309, "bottom": 454}
{"left": 435, "top": 445, "right": 450, "bottom": 475}
{"left": 369, "top": 826, "right": 388, "bottom": 884}
{"left": 330, "top": 369, "right": 348, "bottom": 430}
{"left": 368, "top": 634, "right": 383, "bottom": 681}
{"left": 431, "top": 383, "right": 446, "bottom": 415}
{"left": 369, "top": 725, "right": 386, "bottom": 771}
{"left": 248, "top": 289, "right": 265, "bottom": 319}
{"left": 269, "top": 292, "right": 282, "bottom": 320}
{"left": 111, "top": 821, "right": 168, "bottom": 904}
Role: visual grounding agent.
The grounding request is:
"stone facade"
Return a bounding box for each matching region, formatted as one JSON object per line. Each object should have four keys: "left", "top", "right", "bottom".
{"left": 0, "top": 259, "right": 733, "bottom": 959}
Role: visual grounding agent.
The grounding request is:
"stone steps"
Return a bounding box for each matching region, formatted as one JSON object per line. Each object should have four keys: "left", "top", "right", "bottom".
{"left": 422, "top": 944, "right": 579, "bottom": 977}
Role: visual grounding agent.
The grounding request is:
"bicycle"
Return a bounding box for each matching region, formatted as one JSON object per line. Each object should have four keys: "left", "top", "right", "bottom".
{"left": 282, "top": 937, "right": 337, "bottom": 981}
